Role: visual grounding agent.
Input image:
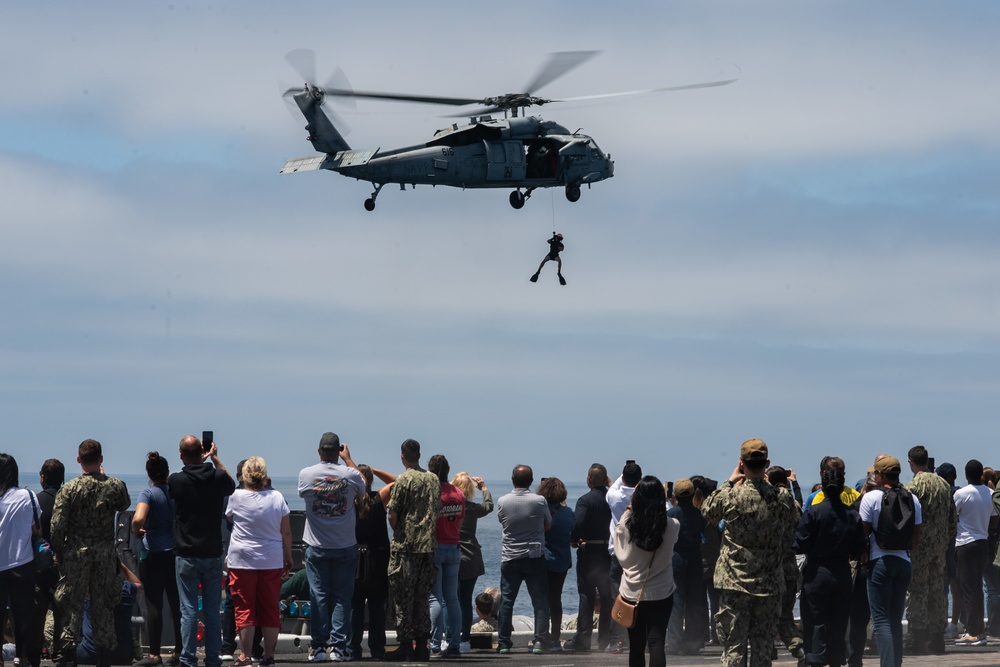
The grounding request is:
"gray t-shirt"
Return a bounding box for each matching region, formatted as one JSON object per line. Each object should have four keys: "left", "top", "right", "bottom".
{"left": 298, "top": 461, "right": 366, "bottom": 549}
{"left": 496, "top": 488, "right": 549, "bottom": 563}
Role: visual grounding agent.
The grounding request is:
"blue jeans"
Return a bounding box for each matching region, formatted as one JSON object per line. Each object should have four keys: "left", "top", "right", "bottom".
{"left": 176, "top": 556, "right": 223, "bottom": 667}
{"left": 305, "top": 545, "right": 358, "bottom": 653}
{"left": 866, "top": 556, "right": 910, "bottom": 667}
{"left": 497, "top": 557, "right": 549, "bottom": 649}
{"left": 429, "top": 545, "right": 462, "bottom": 651}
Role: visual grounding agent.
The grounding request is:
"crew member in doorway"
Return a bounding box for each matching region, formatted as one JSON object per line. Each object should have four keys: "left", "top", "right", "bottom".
{"left": 530, "top": 233, "right": 566, "bottom": 286}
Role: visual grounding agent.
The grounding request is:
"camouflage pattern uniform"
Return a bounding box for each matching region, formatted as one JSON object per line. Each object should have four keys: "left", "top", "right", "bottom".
{"left": 904, "top": 471, "right": 957, "bottom": 640}
{"left": 49, "top": 472, "right": 130, "bottom": 662}
{"left": 386, "top": 466, "right": 442, "bottom": 643}
{"left": 702, "top": 477, "right": 800, "bottom": 667}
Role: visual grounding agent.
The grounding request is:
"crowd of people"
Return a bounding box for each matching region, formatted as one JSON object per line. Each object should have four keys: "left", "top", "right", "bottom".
{"left": 1, "top": 435, "right": 999, "bottom": 667}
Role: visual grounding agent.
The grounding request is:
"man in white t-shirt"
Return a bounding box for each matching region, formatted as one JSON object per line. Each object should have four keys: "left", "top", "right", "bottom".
{"left": 858, "top": 455, "right": 922, "bottom": 667}
{"left": 604, "top": 460, "right": 641, "bottom": 653}
{"left": 952, "top": 459, "right": 999, "bottom": 646}
{"left": 298, "top": 432, "right": 366, "bottom": 662}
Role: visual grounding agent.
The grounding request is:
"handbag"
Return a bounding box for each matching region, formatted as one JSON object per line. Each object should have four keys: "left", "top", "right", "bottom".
{"left": 611, "top": 548, "right": 658, "bottom": 629}
{"left": 611, "top": 593, "right": 638, "bottom": 628}
{"left": 28, "top": 490, "right": 55, "bottom": 572}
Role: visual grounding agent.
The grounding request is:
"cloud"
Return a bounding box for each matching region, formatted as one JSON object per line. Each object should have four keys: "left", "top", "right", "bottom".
{"left": 2, "top": 1, "right": 1000, "bottom": 482}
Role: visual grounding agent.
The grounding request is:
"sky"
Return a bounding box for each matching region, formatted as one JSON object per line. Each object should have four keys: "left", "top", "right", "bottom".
{"left": 2, "top": 2, "right": 1000, "bottom": 489}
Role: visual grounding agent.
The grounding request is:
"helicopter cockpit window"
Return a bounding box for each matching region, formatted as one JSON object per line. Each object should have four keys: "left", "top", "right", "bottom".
{"left": 588, "top": 139, "right": 606, "bottom": 157}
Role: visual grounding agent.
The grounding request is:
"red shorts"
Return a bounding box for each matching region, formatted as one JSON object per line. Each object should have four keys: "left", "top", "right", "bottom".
{"left": 229, "top": 568, "right": 282, "bottom": 630}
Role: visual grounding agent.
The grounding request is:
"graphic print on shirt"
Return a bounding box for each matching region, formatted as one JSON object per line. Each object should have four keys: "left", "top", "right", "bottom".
{"left": 311, "top": 476, "right": 351, "bottom": 518}
{"left": 441, "top": 497, "right": 464, "bottom": 522}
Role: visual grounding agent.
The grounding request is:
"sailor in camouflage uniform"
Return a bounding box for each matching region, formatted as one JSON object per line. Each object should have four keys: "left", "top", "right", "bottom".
{"left": 49, "top": 439, "right": 130, "bottom": 667}
{"left": 904, "top": 445, "right": 957, "bottom": 654}
{"left": 702, "top": 438, "right": 800, "bottom": 667}
{"left": 384, "top": 439, "right": 442, "bottom": 661}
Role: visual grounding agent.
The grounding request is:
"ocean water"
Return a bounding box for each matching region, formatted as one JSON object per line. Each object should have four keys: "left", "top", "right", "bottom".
{"left": 119, "top": 474, "right": 588, "bottom": 619}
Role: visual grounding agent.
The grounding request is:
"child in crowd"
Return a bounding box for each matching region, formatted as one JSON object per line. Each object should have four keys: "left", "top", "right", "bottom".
{"left": 470, "top": 591, "right": 499, "bottom": 633}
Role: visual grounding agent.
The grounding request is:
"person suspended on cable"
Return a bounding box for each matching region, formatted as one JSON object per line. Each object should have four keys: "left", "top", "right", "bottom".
{"left": 530, "top": 233, "right": 566, "bottom": 285}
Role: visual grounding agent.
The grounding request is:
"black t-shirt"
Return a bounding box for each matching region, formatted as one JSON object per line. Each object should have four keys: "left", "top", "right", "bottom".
{"left": 355, "top": 491, "right": 390, "bottom": 550}
{"left": 167, "top": 463, "right": 235, "bottom": 558}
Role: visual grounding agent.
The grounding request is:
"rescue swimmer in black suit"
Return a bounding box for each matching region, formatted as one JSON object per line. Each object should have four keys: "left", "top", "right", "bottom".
{"left": 530, "top": 233, "right": 566, "bottom": 285}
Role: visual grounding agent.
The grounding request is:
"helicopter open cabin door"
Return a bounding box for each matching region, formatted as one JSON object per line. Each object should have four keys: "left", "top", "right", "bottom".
{"left": 485, "top": 141, "right": 526, "bottom": 181}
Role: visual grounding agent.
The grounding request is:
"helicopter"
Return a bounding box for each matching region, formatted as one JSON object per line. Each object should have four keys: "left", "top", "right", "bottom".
{"left": 279, "top": 50, "right": 737, "bottom": 211}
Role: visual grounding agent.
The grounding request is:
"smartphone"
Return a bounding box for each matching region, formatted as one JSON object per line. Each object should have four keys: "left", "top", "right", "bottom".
{"left": 202, "top": 430, "right": 214, "bottom": 452}
{"left": 927, "top": 457, "right": 935, "bottom": 473}
{"left": 666, "top": 481, "right": 674, "bottom": 499}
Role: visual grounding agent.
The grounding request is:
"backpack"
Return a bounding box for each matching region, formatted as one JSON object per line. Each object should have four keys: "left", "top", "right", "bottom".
{"left": 874, "top": 485, "right": 916, "bottom": 550}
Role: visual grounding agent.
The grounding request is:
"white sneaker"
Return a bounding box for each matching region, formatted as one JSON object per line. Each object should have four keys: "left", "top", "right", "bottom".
{"left": 458, "top": 642, "right": 471, "bottom": 654}
{"left": 440, "top": 640, "right": 449, "bottom": 652}
{"left": 330, "top": 648, "right": 352, "bottom": 662}
{"left": 308, "top": 647, "right": 328, "bottom": 662}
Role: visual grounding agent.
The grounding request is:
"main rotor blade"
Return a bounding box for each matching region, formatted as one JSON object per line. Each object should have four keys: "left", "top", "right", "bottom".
{"left": 554, "top": 76, "right": 740, "bottom": 104}
{"left": 443, "top": 106, "right": 503, "bottom": 118}
{"left": 523, "top": 51, "right": 600, "bottom": 95}
{"left": 322, "top": 89, "right": 483, "bottom": 107}
{"left": 285, "top": 48, "right": 317, "bottom": 85}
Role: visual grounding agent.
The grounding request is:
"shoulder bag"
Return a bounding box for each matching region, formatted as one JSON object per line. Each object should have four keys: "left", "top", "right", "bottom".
{"left": 611, "top": 548, "right": 657, "bottom": 629}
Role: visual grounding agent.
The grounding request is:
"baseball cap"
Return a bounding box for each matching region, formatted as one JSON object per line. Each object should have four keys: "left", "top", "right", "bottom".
{"left": 674, "top": 479, "right": 695, "bottom": 498}
{"left": 740, "top": 438, "right": 768, "bottom": 461}
{"left": 867, "top": 453, "right": 889, "bottom": 473}
{"left": 318, "top": 432, "right": 341, "bottom": 451}
{"left": 873, "top": 456, "right": 902, "bottom": 474}
{"left": 936, "top": 461, "right": 957, "bottom": 480}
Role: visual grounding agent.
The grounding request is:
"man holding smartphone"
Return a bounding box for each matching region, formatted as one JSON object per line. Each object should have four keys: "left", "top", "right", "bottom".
{"left": 297, "top": 432, "right": 366, "bottom": 663}
{"left": 168, "top": 435, "right": 235, "bottom": 667}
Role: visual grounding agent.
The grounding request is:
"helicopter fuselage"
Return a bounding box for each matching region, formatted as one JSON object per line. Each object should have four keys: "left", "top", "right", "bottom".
{"left": 280, "top": 97, "right": 614, "bottom": 210}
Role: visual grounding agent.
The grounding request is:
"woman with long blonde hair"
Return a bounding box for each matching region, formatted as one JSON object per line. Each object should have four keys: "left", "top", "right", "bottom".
{"left": 451, "top": 471, "right": 493, "bottom": 652}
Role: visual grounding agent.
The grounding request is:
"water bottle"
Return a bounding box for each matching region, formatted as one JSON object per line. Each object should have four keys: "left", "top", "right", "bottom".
{"left": 301, "top": 601, "right": 310, "bottom": 618}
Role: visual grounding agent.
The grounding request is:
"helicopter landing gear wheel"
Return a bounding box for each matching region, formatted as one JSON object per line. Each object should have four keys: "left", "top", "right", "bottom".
{"left": 364, "top": 183, "right": 385, "bottom": 212}
{"left": 509, "top": 190, "right": 525, "bottom": 209}
{"left": 565, "top": 184, "right": 581, "bottom": 203}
